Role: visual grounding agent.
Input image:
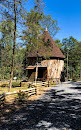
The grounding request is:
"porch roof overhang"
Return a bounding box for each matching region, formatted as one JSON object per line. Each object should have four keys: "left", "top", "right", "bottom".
{"left": 26, "top": 66, "right": 36, "bottom": 69}
{"left": 26, "top": 65, "right": 47, "bottom": 70}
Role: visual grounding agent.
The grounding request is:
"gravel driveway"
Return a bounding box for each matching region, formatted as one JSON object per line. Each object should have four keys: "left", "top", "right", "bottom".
{"left": 1, "top": 81, "right": 81, "bottom": 130}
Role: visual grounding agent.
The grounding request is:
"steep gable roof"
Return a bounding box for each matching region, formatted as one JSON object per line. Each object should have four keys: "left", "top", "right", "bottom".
{"left": 28, "top": 29, "right": 65, "bottom": 59}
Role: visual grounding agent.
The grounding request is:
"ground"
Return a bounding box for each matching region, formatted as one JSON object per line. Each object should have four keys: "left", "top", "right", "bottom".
{"left": 0, "top": 81, "right": 81, "bottom": 129}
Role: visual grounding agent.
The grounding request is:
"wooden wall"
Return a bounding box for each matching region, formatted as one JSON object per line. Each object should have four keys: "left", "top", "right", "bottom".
{"left": 28, "top": 58, "right": 36, "bottom": 66}
{"left": 27, "top": 58, "right": 64, "bottom": 81}
{"left": 41, "top": 59, "right": 64, "bottom": 81}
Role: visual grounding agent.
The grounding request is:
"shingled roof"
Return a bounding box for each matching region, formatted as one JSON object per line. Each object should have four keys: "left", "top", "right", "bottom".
{"left": 28, "top": 29, "right": 65, "bottom": 59}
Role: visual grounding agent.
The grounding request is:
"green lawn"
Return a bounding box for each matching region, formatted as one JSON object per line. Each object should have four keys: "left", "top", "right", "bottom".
{"left": 0, "top": 81, "right": 28, "bottom": 94}
{"left": 0, "top": 80, "right": 55, "bottom": 95}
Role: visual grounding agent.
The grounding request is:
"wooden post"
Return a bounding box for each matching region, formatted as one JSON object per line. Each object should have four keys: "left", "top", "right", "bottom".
{"left": 35, "top": 86, "right": 37, "bottom": 95}
{"left": 48, "top": 81, "right": 49, "bottom": 87}
{"left": 35, "top": 62, "right": 38, "bottom": 85}
{"left": 3, "top": 92, "right": 6, "bottom": 104}
{"left": 0, "top": 92, "right": 6, "bottom": 106}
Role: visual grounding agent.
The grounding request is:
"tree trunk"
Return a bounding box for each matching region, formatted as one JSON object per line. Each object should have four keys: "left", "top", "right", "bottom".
{"left": 35, "top": 63, "right": 38, "bottom": 85}
{"left": 9, "top": 0, "right": 16, "bottom": 92}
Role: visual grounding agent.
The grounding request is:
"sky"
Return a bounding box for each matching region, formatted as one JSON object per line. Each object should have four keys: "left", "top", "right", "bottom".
{"left": 26, "top": 0, "right": 81, "bottom": 42}
{"left": 43, "top": 0, "right": 81, "bottom": 42}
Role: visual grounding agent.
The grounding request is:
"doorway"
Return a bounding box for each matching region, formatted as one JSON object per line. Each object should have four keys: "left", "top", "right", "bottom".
{"left": 38, "top": 67, "right": 47, "bottom": 80}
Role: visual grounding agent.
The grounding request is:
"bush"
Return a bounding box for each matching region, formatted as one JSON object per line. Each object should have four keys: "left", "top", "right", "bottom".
{"left": 12, "top": 82, "right": 20, "bottom": 87}
{"left": 0, "top": 81, "right": 20, "bottom": 88}
{"left": 17, "top": 90, "right": 28, "bottom": 102}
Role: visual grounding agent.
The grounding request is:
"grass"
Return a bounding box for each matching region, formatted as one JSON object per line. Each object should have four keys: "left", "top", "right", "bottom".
{"left": 0, "top": 81, "right": 28, "bottom": 94}
{"left": 0, "top": 86, "right": 29, "bottom": 94}
{"left": 6, "top": 85, "right": 54, "bottom": 104}
{"left": 0, "top": 80, "right": 56, "bottom": 105}
{"left": 0, "top": 81, "right": 56, "bottom": 105}
{"left": 50, "top": 83, "right": 57, "bottom": 85}
{"left": 0, "top": 85, "right": 54, "bottom": 121}
{"left": 0, "top": 80, "right": 57, "bottom": 94}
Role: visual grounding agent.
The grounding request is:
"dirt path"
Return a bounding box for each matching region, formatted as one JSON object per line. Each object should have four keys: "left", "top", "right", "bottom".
{"left": 0, "top": 81, "right": 81, "bottom": 130}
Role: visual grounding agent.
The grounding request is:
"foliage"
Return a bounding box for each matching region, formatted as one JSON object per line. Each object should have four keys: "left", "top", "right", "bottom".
{"left": 1, "top": 0, "right": 81, "bottom": 82}
{"left": 14, "top": 47, "right": 26, "bottom": 79}
{"left": 23, "top": 9, "right": 43, "bottom": 51}
{"left": 12, "top": 82, "right": 20, "bottom": 87}
{"left": 0, "top": 82, "right": 29, "bottom": 94}
{"left": 60, "top": 36, "right": 81, "bottom": 79}
{"left": 17, "top": 90, "right": 28, "bottom": 102}
{"left": 0, "top": 43, "right": 25, "bottom": 79}
{"left": 22, "top": 0, "right": 60, "bottom": 58}
{"left": 55, "top": 39, "right": 63, "bottom": 50}
{"left": 0, "top": 0, "right": 27, "bottom": 82}
{"left": 0, "top": 20, "right": 14, "bottom": 79}
{"left": 42, "top": 15, "right": 60, "bottom": 37}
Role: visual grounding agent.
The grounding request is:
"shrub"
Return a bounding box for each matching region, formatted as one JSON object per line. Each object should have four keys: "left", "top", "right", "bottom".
{"left": 12, "top": 82, "right": 20, "bottom": 87}
{"left": 17, "top": 90, "right": 28, "bottom": 102}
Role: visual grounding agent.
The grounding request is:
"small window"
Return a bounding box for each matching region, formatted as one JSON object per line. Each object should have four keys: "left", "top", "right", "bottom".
{"left": 38, "top": 57, "right": 42, "bottom": 63}
{"left": 47, "top": 39, "right": 50, "bottom": 42}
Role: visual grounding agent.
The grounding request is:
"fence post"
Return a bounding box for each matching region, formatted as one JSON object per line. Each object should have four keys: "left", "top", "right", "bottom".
{"left": 3, "top": 92, "right": 6, "bottom": 103}
{"left": 48, "top": 81, "right": 49, "bottom": 87}
{"left": 0, "top": 92, "right": 6, "bottom": 106}
{"left": 35, "top": 85, "right": 37, "bottom": 95}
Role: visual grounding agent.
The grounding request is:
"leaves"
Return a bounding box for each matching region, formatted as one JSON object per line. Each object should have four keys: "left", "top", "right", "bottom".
{"left": 42, "top": 15, "right": 60, "bottom": 37}
{"left": 61, "top": 36, "right": 81, "bottom": 79}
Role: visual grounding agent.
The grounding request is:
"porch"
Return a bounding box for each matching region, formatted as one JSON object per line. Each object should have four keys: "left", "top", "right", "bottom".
{"left": 26, "top": 65, "right": 47, "bottom": 81}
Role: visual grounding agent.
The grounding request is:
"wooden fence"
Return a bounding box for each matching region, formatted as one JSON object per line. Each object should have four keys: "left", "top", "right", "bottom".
{"left": 0, "top": 86, "right": 37, "bottom": 106}
{"left": 0, "top": 93, "right": 6, "bottom": 106}
{"left": 30, "top": 81, "right": 49, "bottom": 87}
{"left": 0, "top": 81, "right": 49, "bottom": 106}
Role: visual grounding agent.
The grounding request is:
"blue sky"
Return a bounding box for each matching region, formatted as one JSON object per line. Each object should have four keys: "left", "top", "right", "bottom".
{"left": 26, "top": 0, "right": 81, "bottom": 42}
{"left": 43, "top": 0, "right": 81, "bottom": 42}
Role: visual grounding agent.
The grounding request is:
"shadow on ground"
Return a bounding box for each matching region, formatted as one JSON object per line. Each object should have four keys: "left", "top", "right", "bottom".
{"left": 66, "top": 81, "right": 81, "bottom": 86}
{"left": 0, "top": 87, "right": 81, "bottom": 130}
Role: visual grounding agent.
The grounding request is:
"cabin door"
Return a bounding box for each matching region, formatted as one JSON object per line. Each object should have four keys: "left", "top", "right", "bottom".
{"left": 38, "top": 67, "right": 47, "bottom": 80}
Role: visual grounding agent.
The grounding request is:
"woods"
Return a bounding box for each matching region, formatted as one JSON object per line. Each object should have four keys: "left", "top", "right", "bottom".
{"left": 0, "top": 0, "right": 81, "bottom": 84}
{"left": 56, "top": 37, "right": 81, "bottom": 80}
{"left": 1, "top": 1, "right": 81, "bottom": 130}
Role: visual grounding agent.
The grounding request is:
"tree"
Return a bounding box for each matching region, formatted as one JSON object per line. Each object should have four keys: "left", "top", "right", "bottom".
{"left": 0, "top": 0, "right": 27, "bottom": 91}
{"left": 14, "top": 47, "right": 26, "bottom": 79}
{"left": 42, "top": 15, "right": 60, "bottom": 37}
{"left": 55, "top": 39, "right": 63, "bottom": 50}
{"left": 34, "top": 0, "right": 45, "bottom": 13}
{"left": 23, "top": 0, "right": 45, "bottom": 83}
{"left": 34, "top": 1, "right": 60, "bottom": 37}
{"left": 22, "top": 0, "right": 60, "bottom": 82}
{"left": 0, "top": 0, "right": 61, "bottom": 85}
{"left": 23, "top": 9, "right": 43, "bottom": 51}
{"left": 62, "top": 36, "right": 80, "bottom": 79}
{"left": 0, "top": 20, "right": 14, "bottom": 79}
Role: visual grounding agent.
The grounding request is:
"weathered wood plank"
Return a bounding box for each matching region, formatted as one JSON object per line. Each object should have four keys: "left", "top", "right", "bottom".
{"left": 0, "top": 93, "right": 6, "bottom": 106}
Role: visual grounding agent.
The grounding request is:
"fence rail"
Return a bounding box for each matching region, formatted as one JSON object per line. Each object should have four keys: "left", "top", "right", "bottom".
{"left": 0, "top": 81, "right": 50, "bottom": 106}
{"left": 28, "top": 81, "right": 49, "bottom": 87}
{"left": 27, "top": 78, "right": 60, "bottom": 84}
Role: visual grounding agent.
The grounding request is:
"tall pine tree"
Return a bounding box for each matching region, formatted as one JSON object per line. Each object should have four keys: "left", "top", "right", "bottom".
{"left": 0, "top": 0, "right": 27, "bottom": 91}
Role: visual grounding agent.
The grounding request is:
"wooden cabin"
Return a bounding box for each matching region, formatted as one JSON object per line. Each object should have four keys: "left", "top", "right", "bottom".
{"left": 26, "top": 28, "right": 65, "bottom": 82}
